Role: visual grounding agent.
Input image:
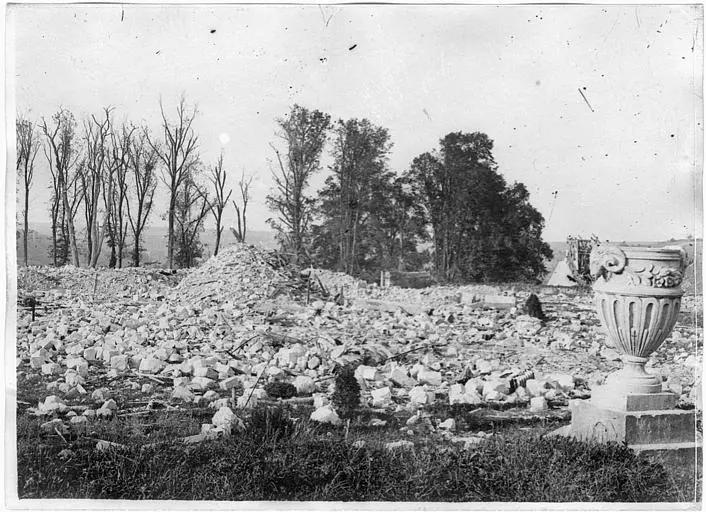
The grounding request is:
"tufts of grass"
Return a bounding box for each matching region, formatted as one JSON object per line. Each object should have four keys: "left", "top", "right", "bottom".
{"left": 17, "top": 411, "right": 691, "bottom": 502}
{"left": 245, "top": 406, "right": 296, "bottom": 443}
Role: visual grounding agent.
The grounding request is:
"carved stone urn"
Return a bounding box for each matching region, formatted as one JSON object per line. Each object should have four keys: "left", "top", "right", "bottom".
{"left": 590, "top": 245, "right": 688, "bottom": 395}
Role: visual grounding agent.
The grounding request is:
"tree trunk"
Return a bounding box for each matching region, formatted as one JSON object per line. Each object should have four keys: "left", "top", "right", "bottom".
{"left": 109, "top": 246, "right": 117, "bottom": 268}
{"left": 167, "top": 196, "right": 175, "bottom": 269}
{"left": 214, "top": 224, "right": 222, "bottom": 256}
{"left": 85, "top": 206, "right": 93, "bottom": 265}
{"left": 50, "top": 210, "right": 57, "bottom": 266}
{"left": 117, "top": 221, "right": 126, "bottom": 268}
{"left": 61, "top": 181, "right": 80, "bottom": 267}
{"left": 350, "top": 209, "right": 360, "bottom": 275}
{"left": 133, "top": 231, "right": 141, "bottom": 267}
{"left": 23, "top": 187, "right": 29, "bottom": 266}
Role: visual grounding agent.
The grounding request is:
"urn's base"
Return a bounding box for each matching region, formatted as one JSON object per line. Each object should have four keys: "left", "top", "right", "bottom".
{"left": 603, "top": 361, "right": 663, "bottom": 395}
{"left": 553, "top": 393, "right": 701, "bottom": 470}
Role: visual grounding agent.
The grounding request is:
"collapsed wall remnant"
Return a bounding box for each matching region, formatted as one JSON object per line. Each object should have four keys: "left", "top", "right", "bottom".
{"left": 565, "top": 235, "right": 600, "bottom": 285}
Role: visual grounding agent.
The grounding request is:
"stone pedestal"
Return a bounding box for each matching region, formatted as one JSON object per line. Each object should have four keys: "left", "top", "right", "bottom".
{"left": 556, "top": 389, "right": 701, "bottom": 467}
{"left": 556, "top": 245, "right": 701, "bottom": 467}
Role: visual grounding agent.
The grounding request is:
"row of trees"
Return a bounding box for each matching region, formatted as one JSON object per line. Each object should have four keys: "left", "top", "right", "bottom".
{"left": 16, "top": 97, "right": 253, "bottom": 269}
{"left": 18, "top": 99, "right": 552, "bottom": 282}
{"left": 266, "top": 105, "right": 552, "bottom": 282}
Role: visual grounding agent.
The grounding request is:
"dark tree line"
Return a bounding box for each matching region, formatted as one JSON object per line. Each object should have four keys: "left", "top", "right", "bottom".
{"left": 267, "top": 106, "right": 552, "bottom": 283}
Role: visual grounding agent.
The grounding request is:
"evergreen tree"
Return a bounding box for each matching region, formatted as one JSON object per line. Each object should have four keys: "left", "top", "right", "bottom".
{"left": 407, "top": 131, "right": 552, "bottom": 282}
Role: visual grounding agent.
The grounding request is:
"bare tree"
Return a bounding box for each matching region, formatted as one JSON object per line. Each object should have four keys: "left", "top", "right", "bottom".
{"left": 126, "top": 130, "right": 158, "bottom": 267}
{"left": 79, "top": 107, "right": 113, "bottom": 268}
{"left": 48, "top": 164, "right": 61, "bottom": 266}
{"left": 48, "top": 154, "right": 83, "bottom": 266}
{"left": 16, "top": 116, "right": 39, "bottom": 266}
{"left": 266, "top": 105, "right": 330, "bottom": 262}
{"left": 42, "top": 109, "right": 81, "bottom": 267}
{"left": 201, "top": 153, "right": 232, "bottom": 256}
{"left": 231, "top": 168, "right": 254, "bottom": 243}
{"left": 145, "top": 96, "right": 199, "bottom": 269}
{"left": 105, "top": 122, "right": 135, "bottom": 267}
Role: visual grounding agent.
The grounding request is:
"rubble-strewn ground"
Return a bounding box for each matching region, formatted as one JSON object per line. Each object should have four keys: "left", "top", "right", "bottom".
{"left": 15, "top": 244, "right": 703, "bottom": 501}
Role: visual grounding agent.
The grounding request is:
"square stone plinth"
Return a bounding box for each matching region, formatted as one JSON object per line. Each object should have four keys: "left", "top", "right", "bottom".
{"left": 590, "top": 388, "right": 679, "bottom": 412}
{"left": 568, "top": 399, "right": 696, "bottom": 445}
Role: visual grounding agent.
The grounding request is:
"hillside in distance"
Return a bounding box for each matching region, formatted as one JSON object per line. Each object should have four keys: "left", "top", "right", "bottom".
{"left": 16, "top": 223, "right": 277, "bottom": 267}
{"left": 15, "top": 223, "right": 701, "bottom": 293}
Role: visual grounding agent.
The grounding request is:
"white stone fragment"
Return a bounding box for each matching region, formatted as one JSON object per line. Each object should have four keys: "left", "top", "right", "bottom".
{"left": 212, "top": 406, "right": 244, "bottom": 434}
{"left": 371, "top": 387, "right": 392, "bottom": 407}
{"left": 438, "top": 418, "right": 456, "bottom": 430}
{"left": 293, "top": 375, "right": 316, "bottom": 395}
{"left": 529, "top": 396, "right": 548, "bottom": 412}
{"left": 417, "top": 369, "right": 442, "bottom": 386}
{"left": 139, "top": 358, "right": 165, "bottom": 374}
{"left": 310, "top": 405, "right": 341, "bottom": 425}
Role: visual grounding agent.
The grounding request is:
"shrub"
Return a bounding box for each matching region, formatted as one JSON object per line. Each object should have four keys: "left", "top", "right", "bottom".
{"left": 264, "top": 382, "right": 297, "bottom": 399}
{"left": 525, "top": 293, "right": 546, "bottom": 320}
{"left": 331, "top": 364, "right": 361, "bottom": 419}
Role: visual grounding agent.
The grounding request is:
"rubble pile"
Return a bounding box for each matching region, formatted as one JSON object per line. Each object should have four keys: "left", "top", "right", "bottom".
{"left": 171, "top": 244, "right": 313, "bottom": 307}
{"left": 15, "top": 242, "right": 703, "bottom": 446}
{"left": 18, "top": 265, "right": 182, "bottom": 302}
{"left": 303, "top": 268, "right": 369, "bottom": 297}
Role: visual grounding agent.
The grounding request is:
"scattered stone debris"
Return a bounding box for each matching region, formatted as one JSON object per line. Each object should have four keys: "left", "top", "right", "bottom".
{"left": 15, "top": 242, "right": 702, "bottom": 443}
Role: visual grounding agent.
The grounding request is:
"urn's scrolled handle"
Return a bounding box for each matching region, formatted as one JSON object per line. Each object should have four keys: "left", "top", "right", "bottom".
{"left": 663, "top": 245, "right": 689, "bottom": 272}
{"left": 589, "top": 245, "right": 627, "bottom": 280}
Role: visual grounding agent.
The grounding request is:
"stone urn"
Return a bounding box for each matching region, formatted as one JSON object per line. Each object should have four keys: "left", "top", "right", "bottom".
{"left": 590, "top": 244, "right": 688, "bottom": 395}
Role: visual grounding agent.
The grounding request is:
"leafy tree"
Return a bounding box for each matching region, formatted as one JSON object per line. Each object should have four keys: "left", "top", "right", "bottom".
{"left": 407, "top": 131, "right": 552, "bottom": 282}
{"left": 313, "top": 118, "right": 429, "bottom": 275}
{"left": 365, "top": 174, "right": 430, "bottom": 272}
{"left": 316, "top": 118, "right": 391, "bottom": 274}
{"left": 266, "top": 105, "right": 330, "bottom": 263}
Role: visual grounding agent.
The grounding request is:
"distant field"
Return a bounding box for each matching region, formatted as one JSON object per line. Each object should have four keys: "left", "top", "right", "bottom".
{"left": 15, "top": 223, "right": 278, "bottom": 267}
{"left": 14, "top": 225, "right": 701, "bottom": 293}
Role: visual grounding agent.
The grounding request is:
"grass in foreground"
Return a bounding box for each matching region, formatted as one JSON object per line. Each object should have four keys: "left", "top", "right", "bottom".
{"left": 17, "top": 406, "right": 695, "bottom": 502}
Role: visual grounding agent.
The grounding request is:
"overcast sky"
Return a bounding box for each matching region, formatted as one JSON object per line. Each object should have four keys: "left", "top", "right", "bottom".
{"left": 8, "top": 3, "right": 704, "bottom": 241}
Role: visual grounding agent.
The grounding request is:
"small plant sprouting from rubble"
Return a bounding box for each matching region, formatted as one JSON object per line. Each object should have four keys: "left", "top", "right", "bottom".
{"left": 331, "top": 364, "right": 361, "bottom": 420}
{"left": 264, "top": 382, "right": 297, "bottom": 400}
{"left": 525, "top": 293, "right": 547, "bottom": 321}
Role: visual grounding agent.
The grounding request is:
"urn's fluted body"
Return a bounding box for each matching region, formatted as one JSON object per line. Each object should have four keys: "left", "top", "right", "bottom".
{"left": 590, "top": 245, "right": 687, "bottom": 394}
